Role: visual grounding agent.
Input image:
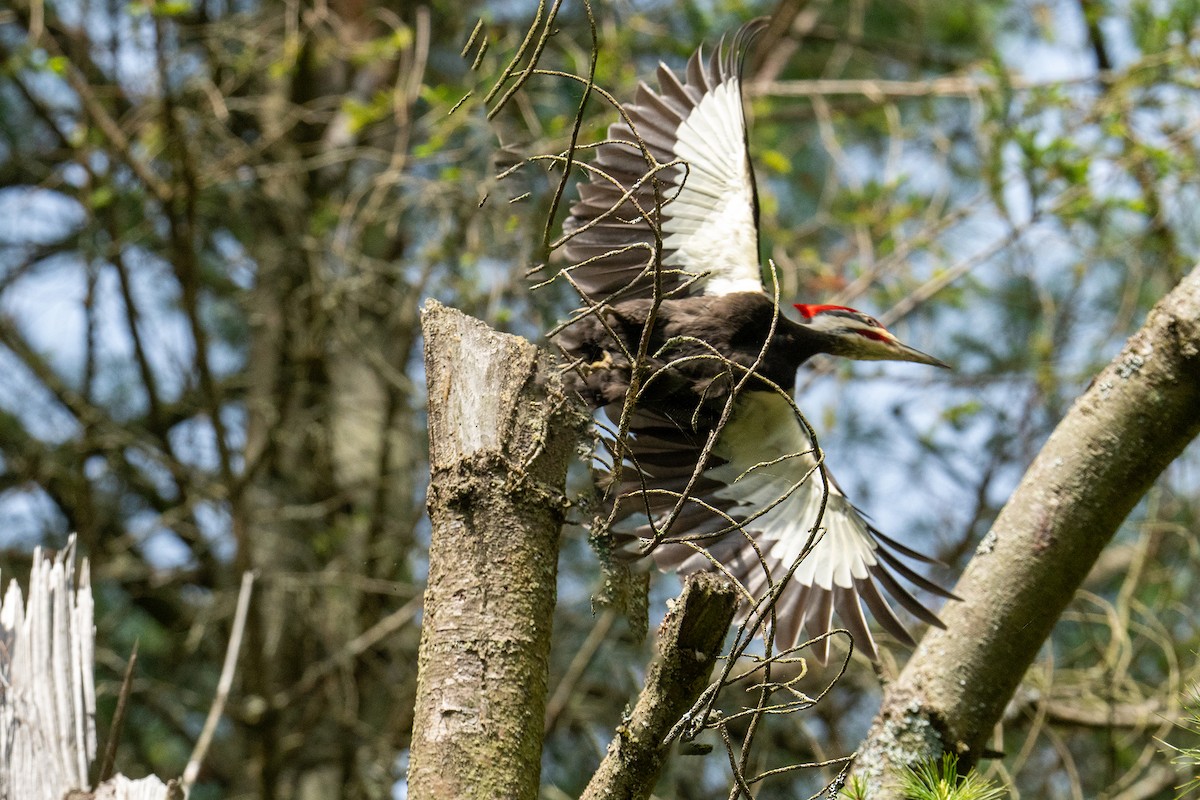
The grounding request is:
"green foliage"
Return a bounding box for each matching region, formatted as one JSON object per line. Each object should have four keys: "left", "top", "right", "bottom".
{"left": 2, "top": 0, "right": 1200, "bottom": 797}
{"left": 351, "top": 27, "right": 414, "bottom": 66}
{"left": 1, "top": 43, "right": 68, "bottom": 76}
{"left": 941, "top": 400, "right": 984, "bottom": 430}
{"left": 1163, "top": 681, "right": 1200, "bottom": 797}
{"left": 339, "top": 91, "right": 394, "bottom": 134}
{"left": 843, "top": 775, "right": 871, "bottom": 800}
{"left": 128, "top": 0, "right": 193, "bottom": 17}
{"left": 901, "top": 754, "right": 1007, "bottom": 800}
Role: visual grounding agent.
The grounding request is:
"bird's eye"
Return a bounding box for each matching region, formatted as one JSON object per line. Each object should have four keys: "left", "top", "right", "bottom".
{"left": 865, "top": 316, "right": 882, "bottom": 328}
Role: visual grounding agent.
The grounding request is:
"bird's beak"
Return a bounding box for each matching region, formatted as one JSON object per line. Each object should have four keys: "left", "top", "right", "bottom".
{"left": 887, "top": 337, "right": 951, "bottom": 369}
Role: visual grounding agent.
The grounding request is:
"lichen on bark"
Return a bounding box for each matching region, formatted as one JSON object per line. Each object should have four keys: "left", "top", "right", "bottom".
{"left": 854, "top": 265, "right": 1200, "bottom": 796}
{"left": 408, "top": 301, "right": 587, "bottom": 800}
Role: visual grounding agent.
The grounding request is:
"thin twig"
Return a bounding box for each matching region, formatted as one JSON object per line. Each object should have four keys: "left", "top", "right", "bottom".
{"left": 182, "top": 571, "right": 255, "bottom": 796}
{"left": 95, "top": 641, "right": 139, "bottom": 784}
{"left": 544, "top": 609, "right": 616, "bottom": 733}
{"left": 269, "top": 592, "right": 422, "bottom": 709}
{"left": 754, "top": 72, "right": 1109, "bottom": 100}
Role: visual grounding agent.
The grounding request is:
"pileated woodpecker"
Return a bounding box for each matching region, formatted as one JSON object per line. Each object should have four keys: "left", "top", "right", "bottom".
{"left": 555, "top": 20, "right": 955, "bottom": 663}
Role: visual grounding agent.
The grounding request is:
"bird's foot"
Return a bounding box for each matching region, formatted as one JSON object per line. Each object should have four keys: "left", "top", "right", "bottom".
{"left": 588, "top": 350, "right": 615, "bottom": 370}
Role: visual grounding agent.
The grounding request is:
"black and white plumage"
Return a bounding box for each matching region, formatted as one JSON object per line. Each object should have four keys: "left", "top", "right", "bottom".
{"left": 555, "top": 21, "right": 955, "bottom": 663}
{"left": 562, "top": 21, "right": 764, "bottom": 301}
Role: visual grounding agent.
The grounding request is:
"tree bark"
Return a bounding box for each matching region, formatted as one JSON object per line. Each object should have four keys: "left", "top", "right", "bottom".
{"left": 408, "top": 301, "right": 586, "bottom": 800}
{"left": 581, "top": 572, "right": 739, "bottom": 800}
{"left": 855, "top": 265, "right": 1200, "bottom": 795}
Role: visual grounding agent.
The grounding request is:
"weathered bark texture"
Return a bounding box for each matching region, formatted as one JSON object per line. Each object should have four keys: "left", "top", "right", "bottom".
{"left": 408, "top": 301, "right": 585, "bottom": 800}
{"left": 855, "top": 265, "right": 1200, "bottom": 795}
{"left": 581, "top": 572, "right": 739, "bottom": 800}
{"left": 0, "top": 537, "right": 178, "bottom": 800}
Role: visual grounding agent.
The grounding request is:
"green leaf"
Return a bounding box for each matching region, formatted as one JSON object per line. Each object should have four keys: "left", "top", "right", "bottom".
{"left": 127, "top": 0, "right": 192, "bottom": 16}
{"left": 153, "top": 0, "right": 192, "bottom": 16}
{"left": 88, "top": 185, "right": 115, "bottom": 211}
{"left": 943, "top": 400, "right": 984, "bottom": 428}
{"left": 758, "top": 149, "right": 791, "bottom": 175}
{"left": 340, "top": 92, "right": 392, "bottom": 135}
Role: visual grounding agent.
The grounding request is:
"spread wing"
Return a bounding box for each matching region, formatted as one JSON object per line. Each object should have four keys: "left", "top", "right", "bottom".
{"left": 600, "top": 391, "right": 955, "bottom": 664}
{"left": 561, "top": 20, "right": 766, "bottom": 302}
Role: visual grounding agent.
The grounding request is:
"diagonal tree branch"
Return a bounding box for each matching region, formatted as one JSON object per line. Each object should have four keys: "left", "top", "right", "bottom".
{"left": 855, "top": 264, "right": 1200, "bottom": 796}
{"left": 581, "top": 572, "right": 739, "bottom": 800}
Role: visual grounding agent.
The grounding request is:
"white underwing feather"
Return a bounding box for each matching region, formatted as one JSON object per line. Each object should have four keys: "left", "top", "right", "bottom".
{"left": 561, "top": 24, "right": 765, "bottom": 300}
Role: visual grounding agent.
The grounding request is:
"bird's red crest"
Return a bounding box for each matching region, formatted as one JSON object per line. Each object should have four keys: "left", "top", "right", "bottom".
{"left": 794, "top": 303, "right": 858, "bottom": 319}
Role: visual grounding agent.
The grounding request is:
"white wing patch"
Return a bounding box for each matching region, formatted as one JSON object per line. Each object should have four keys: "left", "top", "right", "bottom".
{"left": 708, "top": 393, "right": 881, "bottom": 591}
{"left": 611, "top": 386, "right": 949, "bottom": 661}
{"left": 662, "top": 77, "right": 762, "bottom": 295}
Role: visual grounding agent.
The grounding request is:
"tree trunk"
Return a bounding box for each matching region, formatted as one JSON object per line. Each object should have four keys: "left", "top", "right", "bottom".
{"left": 408, "top": 301, "right": 586, "bottom": 800}
{"left": 854, "top": 264, "right": 1200, "bottom": 795}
